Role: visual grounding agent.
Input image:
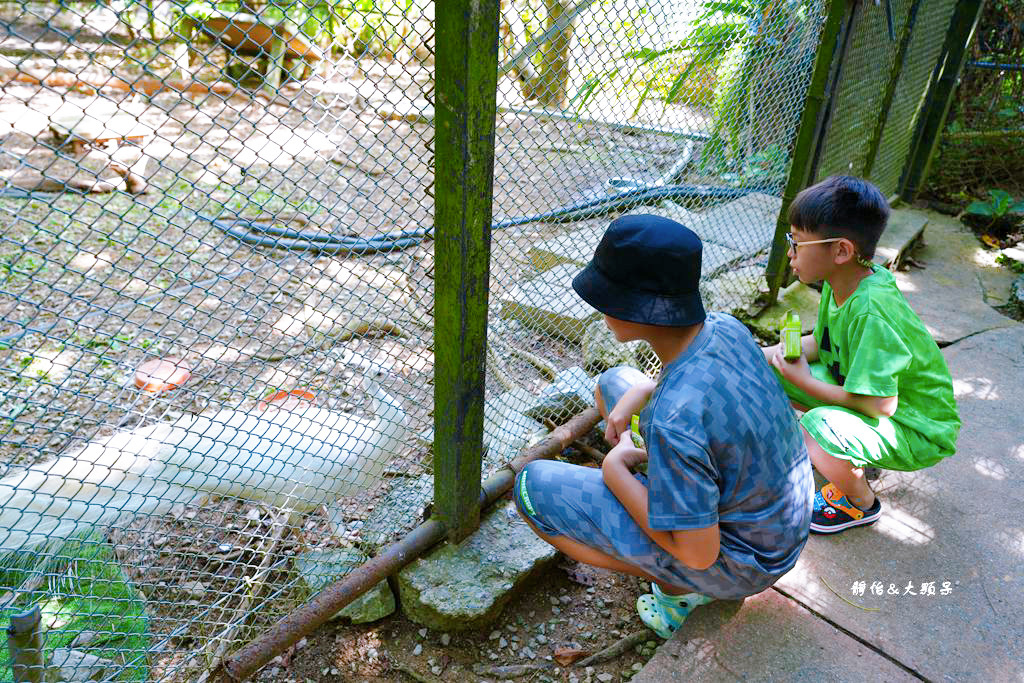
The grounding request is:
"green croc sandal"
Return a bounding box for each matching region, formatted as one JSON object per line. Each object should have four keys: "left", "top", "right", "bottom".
{"left": 636, "top": 583, "right": 714, "bottom": 639}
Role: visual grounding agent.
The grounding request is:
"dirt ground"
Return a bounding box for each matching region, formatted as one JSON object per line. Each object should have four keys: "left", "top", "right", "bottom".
{"left": 253, "top": 554, "right": 662, "bottom": 683}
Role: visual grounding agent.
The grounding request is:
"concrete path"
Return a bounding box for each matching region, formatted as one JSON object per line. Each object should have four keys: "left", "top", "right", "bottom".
{"left": 636, "top": 209, "right": 1023, "bottom": 682}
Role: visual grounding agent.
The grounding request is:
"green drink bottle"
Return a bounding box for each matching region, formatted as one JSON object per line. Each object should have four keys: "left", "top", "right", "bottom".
{"left": 781, "top": 310, "right": 802, "bottom": 360}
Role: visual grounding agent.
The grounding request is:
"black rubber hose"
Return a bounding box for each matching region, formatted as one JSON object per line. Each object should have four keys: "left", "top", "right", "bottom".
{"left": 204, "top": 183, "right": 761, "bottom": 255}
{"left": 0, "top": 182, "right": 764, "bottom": 255}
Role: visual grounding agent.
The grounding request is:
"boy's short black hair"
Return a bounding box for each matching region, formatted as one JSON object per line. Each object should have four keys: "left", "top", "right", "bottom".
{"left": 787, "top": 175, "right": 890, "bottom": 259}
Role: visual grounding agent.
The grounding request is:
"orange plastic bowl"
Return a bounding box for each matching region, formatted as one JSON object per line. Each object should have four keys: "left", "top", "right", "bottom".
{"left": 257, "top": 388, "right": 317, "bottom": 412}
{"left": 135, "top": 358, "right": 191, "bottom": 393}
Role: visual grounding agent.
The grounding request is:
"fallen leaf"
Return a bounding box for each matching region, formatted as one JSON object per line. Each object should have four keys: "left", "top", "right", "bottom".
{"left": 554, "top": 647, "right": 589, "bottom": 666}
{"left": 981, "top": 234, "right": 1002, "bottom": 249}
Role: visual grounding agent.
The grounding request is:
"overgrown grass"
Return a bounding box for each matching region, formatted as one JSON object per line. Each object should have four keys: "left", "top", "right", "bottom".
{"left": 1, "top": 534, "right": 150, "bottom": 682}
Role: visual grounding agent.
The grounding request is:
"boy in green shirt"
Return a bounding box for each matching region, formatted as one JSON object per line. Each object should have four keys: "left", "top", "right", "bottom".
{"left": 763, "top": 175, "right": 960, "bottom": 534}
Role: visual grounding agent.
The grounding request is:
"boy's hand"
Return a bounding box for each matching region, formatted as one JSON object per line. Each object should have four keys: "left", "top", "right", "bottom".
{"left": 770, "top": 345, "right": 811, "bottom": 385}
{"left": 603, "top": 439, "right": 648, "bottom": 471}
{"left": 761, "top": 343, "right": 780, "bottom": 364}
{"left": 603, "top": 379, "right": 655, "bottom": 445}
{"left": 604, "top": 407, "right": 630, "bottom": 446}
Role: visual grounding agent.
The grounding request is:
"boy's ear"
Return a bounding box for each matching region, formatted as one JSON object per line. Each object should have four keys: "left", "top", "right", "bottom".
{"left": 834, "top": 238, "right": 859, "bottom": 265}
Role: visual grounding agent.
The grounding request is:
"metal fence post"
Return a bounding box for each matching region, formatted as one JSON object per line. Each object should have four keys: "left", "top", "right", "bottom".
{"left": 899, "top": 0, "right": 987, "bottom": 202}
{"left": 7, "top": 607, "right": 48, "bottom": 683}
{"left": 765, "top": 0, "right": 854, "bottom": 300}
{"left": 433, "top": 0, "right": 500, "bottom": 544}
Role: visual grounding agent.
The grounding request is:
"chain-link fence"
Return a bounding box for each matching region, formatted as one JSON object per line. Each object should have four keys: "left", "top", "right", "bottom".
{"left": 0, "top": 0, "right": 969, "bottom": 680}
{"left": 810, "top": 0, "right": 960, "bottom": 197}
{"left": 921, "top": 0, "right": 1023, "bottom": 208}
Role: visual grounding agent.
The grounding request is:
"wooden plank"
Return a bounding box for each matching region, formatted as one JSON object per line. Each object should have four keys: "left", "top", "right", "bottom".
{"left": 433, "top": 0, "right": 500, "bottom": 544}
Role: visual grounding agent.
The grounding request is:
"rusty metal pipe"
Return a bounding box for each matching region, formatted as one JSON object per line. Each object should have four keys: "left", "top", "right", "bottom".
{"left": 218, "top": 407, "right": 600, "bottom": 682}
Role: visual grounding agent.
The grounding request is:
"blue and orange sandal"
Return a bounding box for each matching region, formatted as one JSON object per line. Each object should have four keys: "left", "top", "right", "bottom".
{"left": 810, "top": 482, "right": 882, "bottom": 534}
{"left": 636, "top": 583, "right": 714, "bottom": 639}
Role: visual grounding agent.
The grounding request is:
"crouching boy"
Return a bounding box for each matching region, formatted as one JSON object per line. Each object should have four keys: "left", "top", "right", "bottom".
{"left": 514, "top": 215, "right": 813, "bottom": 638}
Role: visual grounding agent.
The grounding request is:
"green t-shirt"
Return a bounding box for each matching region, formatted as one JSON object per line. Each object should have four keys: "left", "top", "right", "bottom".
{"left": 815, "top": 266, "right": 960, "bottom": 458}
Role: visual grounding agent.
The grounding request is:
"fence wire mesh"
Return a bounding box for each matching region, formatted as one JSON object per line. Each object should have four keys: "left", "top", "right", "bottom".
{"left": 869, "top": 0, "right": 958, "bottom": 197}
{"left": 1, "top": 2, "right": 433, "bottom": 680}
{"left": 814, "top": 0, "right": 911, "bottom": 190}
{"left": 0, "top": 0, "right": 962, "bottom": 680}
{"left": 484, "top": 0, "right": 825, "bottom": 477}
{"left": 922, "top": 1, "right": 1024, "bottom": 212}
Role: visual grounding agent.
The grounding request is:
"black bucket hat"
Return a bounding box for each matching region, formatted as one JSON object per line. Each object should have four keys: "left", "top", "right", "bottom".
{"left": 571, "top": 214, "right": 705, "bottom": 327}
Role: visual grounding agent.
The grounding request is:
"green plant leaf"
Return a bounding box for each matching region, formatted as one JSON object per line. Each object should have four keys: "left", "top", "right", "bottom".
{"left": 697, "top": 1, "right": 757, "bottom": 22}
{"left": 966, "top": 201, "right": 995, "bottom": 216}
{"left": 631, "top": 80, "right": 657, "bottom": 119}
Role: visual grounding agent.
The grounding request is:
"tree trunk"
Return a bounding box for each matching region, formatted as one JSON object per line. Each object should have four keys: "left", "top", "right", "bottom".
{"left": 533, "top": 0, "right": 575, "bottom": 109}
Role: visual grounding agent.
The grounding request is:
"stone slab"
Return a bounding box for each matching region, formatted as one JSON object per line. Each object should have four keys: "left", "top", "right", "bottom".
{"left": 527, "top": 228, "right": 743, "bottom": 279}
{"left": 358, "top": 474, "right": 434, "bottom": 550}
{"left": 522, "top": 365, "right": 595, "bottom": 424}
{"left": 875, "top": 209, "right": 927, "bottom": 270}
{"left": 294, "top": 548, "right": 395, "bottom": 624}
{"left": 891, "top": 210, "right": 1016, "bottom": 345}
{"left": 397, "top": 500, "right": 559, "bottom": 631}
{"left": 773, "top": 325, "right": 1024, "bottom": 681}
{"left": 633, "top": 590, "right": 917, "bottom": 682}
{"left": 498, "top": 264, "right": 602, "bottom": 342}
{"left": 699, "top": 264, "right": 766, "bottom": 314}
{"left": 581, "top": 317, "right": 657, "bottom": 375}
{"left": 688, "top": 192, "right": 783, "bottom": 253}
{"left": 743, "top": 280, "right": 821, "bottom": 343}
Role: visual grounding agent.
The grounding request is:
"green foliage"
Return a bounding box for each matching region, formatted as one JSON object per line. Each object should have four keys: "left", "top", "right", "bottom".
{"left": 0, "top": 535, "right": 150, "bottom": 682}
{"left": 574, "top": 0, "right": 818, "bottom": 181}
{"left": 965, "top": 189, "right": 1024, "bottom": 219}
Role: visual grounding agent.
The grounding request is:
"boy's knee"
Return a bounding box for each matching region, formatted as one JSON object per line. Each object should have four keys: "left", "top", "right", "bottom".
{"left": 513, "top": 464, "right": 537, "bottom": 518}
{"left": 513, "top": 464, "right": 560, "bottom": 536}
{"left": 597, "top": 366, "right": 648, "bottom": 409}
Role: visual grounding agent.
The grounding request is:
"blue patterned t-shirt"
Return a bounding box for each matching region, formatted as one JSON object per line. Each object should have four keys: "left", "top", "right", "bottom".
{"left": 640, "top": 313, "right": 812, "bottom": 579}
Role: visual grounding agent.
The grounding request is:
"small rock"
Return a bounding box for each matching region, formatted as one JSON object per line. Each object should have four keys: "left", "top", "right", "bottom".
{"left": 489, "top": 630, "right": 502, "bottom": 640}
{"left": 1011, "top": 275, "right": 1024, "bottom": 316}
{"left": 499, "top": 637, "right": 508, "bottom": 648}
{"left": 413, "top": 644, "right": 423, "bottom": 656}
{"left": 49, "top": 648, "right": 116, "bottom": 682}
{"left": 68, "top": 631, "right": 99, "bottom": 648}
{"left": 559, "top": 595, "right": 572, "bottom": 605}
{"left": 431, "top": 665, "right": 442, "bottom": 675}
{"left": 597, "top": 674, "right": 614, "bottom": 682}
{"left": 521, "top": 646, "right": 536, "bottom": 659}
{"left": 418, "top": 628, "right": 428, "bottom": 638}
{"left": 549, "top": 597, "right": 560, "bottom": 606}
{"left": 440, "top": 633, "right": 451, "bottom": 646}
{"left": 181, "top": 580, "right": 206, "bottom": 598}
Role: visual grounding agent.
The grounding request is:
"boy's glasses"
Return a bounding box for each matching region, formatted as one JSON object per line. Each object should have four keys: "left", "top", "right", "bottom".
{"left": 785, "top": 233, "right": 844, "bottom": 252}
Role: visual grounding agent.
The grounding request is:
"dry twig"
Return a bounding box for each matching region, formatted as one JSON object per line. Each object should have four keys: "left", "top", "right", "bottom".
{"left": 576, "top": 629, "right": 652, "bottom": 667}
